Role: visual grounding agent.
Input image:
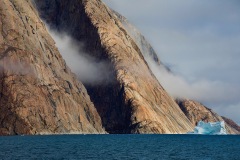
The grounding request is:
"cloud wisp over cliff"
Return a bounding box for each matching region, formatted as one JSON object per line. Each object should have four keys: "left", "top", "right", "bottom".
{"left": 104, "top": 0, "right": 240, "bottom": 124}
{"left": 48, "top": 28, "right": 113, "bottom": 85}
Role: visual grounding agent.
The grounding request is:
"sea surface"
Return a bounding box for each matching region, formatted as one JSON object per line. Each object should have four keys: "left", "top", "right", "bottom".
{"left": 0, "top": 134, "right": 239, "bottom": 160}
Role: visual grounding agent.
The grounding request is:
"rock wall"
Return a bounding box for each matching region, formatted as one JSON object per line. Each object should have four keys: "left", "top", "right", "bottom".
{"left": 112, "top": 10, "right": 161, "bottom": 65}
{"left": 2, "top": 0, "right": 237, "bottom": 135}
{"left": 35, "top": 0, "right": 194, "bottom": 134}
{"left": 0, "top": 0, "right": 105, "bottom": 135}
{"left": 222, "top": 116, "right": 240, "bottom": 133}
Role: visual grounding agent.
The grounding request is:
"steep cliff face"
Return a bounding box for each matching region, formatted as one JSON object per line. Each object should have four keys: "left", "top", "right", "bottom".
{"left": 177, "top": 100, "right": 240, "bottom": 134}
{"left": 0, "top": 0, "right": 105, "bottom": 135}
{"left": 1, "top": 0, "right": 238, "bottom": 135}
{"left": 222, "top": 117, "right": 240, "bottom": 133}
{"left": 112, "top": 10, "right": 161, "bottom": 65}
{"left": 35, "top": 0, "right": 194, "bottom": 134}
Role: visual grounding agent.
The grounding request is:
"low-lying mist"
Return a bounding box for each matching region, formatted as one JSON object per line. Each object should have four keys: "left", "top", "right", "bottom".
{"left": 48, "top": 28, "right": 113, "bottom": 85}
{"left": 146, "top": 56, "right": 239, "bottom": 105}
{"left": 146, "top": 53, "right": 240, "bottom": 124}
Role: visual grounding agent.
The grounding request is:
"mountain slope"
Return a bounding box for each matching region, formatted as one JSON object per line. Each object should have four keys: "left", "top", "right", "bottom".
{"left": 0, "top": 0, "right": 104, "bottom": 135}
{"left": 114, "top": 9, "right": 240, "bottom": 134}
{"left": 112, "top": 10, "right": 161, "bottom": 65}
{"left": 35, "top": 0, "right": 194, "bottom": 134}
{"left": 177, "top": 100, "right": 239, "bottom": 134}
{"left": 2, "top": 0, "right": 236, "bottom": 135}
{"left": 222, "top": 116, "right": 240, "bottom": 133}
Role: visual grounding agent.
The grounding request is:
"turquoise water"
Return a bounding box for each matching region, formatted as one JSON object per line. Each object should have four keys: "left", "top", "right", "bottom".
{"left": 0, "top": 134, "right": 239, "bottom": 160}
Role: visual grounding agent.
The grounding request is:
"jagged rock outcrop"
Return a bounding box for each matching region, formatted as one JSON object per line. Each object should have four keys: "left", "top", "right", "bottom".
{"left": 177, "top": 99, "right": 240, "bottom": 134}
{"left": 0, "top": 0, "right": 105, "bottom": 135}
{"left": 35, "top": 0, "right": 194, "bottom": 134}
{"left": 222, "top": 116, "right": 240, "bottom": 133}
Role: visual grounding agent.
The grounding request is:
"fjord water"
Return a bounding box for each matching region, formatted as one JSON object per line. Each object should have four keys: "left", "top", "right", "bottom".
{"left": 0, "top": 135, "right": 239, "bottom": 160}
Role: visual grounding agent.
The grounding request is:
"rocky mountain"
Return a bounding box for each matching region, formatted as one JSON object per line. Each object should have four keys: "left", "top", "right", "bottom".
{"left": 0, "top": 0, "right": 104, "bottom": 135}
{"left": 0, "top": 0, "right": 238, "bottom": 135}
{"left": 34, "top": 0, "right": 194, "bottom": 134}
{"left": 177, "top": 100, "right": 239, "bottom": 134}
{"left": 112, "top": 9, "right": 240, "bottom": 134}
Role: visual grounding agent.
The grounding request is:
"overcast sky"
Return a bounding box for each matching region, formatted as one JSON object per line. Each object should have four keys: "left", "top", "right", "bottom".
{"left": 103, "top": 0, "right": 240, "bottom": 124}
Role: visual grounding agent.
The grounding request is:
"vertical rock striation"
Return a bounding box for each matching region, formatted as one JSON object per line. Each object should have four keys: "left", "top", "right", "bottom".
{"left": 35, "top": 0, "right": 194, "bottom": 134}
{"left": 221, "top": 117, "right": 240, "bottom": 133}
{"left": 0, "top": 0, "right": 104, "bottom": 135}
{"left": 2, "top": 0, "right": 236, "bottom": 135}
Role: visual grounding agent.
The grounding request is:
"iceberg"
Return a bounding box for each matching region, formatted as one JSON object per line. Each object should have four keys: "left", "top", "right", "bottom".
{"left": 189, "top": 121, "right": 227, "bottom": 135}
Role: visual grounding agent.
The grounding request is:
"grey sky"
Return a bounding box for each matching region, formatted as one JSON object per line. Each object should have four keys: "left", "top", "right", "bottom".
{"left": 103, "top": 0, "right": 240, "bottom": 124}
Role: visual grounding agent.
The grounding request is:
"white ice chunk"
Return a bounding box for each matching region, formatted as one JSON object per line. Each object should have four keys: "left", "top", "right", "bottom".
{"left": 189, "top": 121, "right": 227, "bottom": 135}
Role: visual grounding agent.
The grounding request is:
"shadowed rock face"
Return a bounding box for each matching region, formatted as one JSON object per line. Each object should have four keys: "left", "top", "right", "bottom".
{"left": 0, "top": 0, "right": 105, "bottom": 135}
{"left": 177, "top": 100, "right": 240, "bottom": 134}
{"left": 34, "top": 0, "right": 194, "bottom": 134}
{"left": 222, "top": 117, "right": 240, "bottom": 133}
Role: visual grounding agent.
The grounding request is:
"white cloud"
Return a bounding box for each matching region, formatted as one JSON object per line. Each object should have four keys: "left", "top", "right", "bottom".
{"left": 147, "top": 57, "right": 240, "bottom": 103}
{"left": 146, "top": 56, "right": 240, "bottom": 124}
{"left": 48, "top": 28, "right": 113, "bottom": 85}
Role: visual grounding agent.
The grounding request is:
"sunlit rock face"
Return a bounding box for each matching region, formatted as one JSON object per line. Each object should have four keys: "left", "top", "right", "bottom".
{"left": 34, "top": 0, "right": 194, "bottom": 134}
{"left": 1, "top": 0, "right": 238, "bottom": 135}
{"left": 0, "top": 0, "right": 105, "bottom": 135}
{"left": 111, "top": 11, "right": 161, "bottom": 65}
{"left": 189, "top": 121, "right": 227, "bottom": 135}
{"left": 177, "top": 100, "right": 240, "bottom": 134}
